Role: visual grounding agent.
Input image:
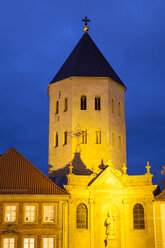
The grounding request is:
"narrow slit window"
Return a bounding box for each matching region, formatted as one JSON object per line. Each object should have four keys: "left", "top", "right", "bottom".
{"left": 63, "top": 130, "right": 67, "bottom": 145}
{"left": 54, "top": 132, "right": 58, "bottom": 147}
{"left": 55, "top": 100, "right": 59, "bottom": 114}
{"left": 119, "top": 135, "right": 122, "bottom": 148}
{"left": 112, "top": 132, "right": 115, "bottom": 147}
{"left": 81, "top": 129, "right": 87, "bottom": 144}
{"left": 118, "top": 101, "right": 121, "bottom": 116}
{"left": 112, "top": 98, "right": 115, "bottom": 113}
{"left": 96, "top": 129, "right": 101, "bottom": 144}
{"left": 95, "top": 96, "right": 101, "bottom": 110}
{"left": 133, "top": 204, "right": 145, "bottom": 229}
{"left": 63, "top": 98, "right": 68, "bottom": 112}
{"left": 81, "top": 95, "right": 87, "bottom": 110}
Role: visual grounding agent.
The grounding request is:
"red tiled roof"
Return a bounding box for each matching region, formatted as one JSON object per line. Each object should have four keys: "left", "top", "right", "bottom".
{"left": 0, "top": 148, "right": 69, "bottom": 195}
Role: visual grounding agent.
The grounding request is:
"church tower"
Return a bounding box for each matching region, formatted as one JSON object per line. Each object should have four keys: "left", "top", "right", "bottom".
{"left": 48, "top": 21, "right": 126, "bottom": 177}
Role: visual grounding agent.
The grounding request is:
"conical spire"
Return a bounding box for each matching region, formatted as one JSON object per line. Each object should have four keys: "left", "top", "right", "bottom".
{"left": 50, "top": 32, "right": 125, "bottom": 87}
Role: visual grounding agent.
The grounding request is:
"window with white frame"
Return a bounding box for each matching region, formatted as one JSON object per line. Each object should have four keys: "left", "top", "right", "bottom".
{"left": 24, "top": 238, "right": 35, "bottom": 248}
{"left": 44, "top": 205, "right": 55, "bottom": 222}
{"left": 43, "top": 238, "right": 55, "bottom": 248}
{"left": 5, "top": 206, "right": 17, "bottom": 222}
{"left": 3, "top": 238, "right": 15, "bottom": 248}
{"left": 24, "top": 206, "right": 37, "bottom": 222}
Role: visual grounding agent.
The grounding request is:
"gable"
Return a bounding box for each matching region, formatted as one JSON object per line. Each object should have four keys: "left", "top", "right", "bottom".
{"left": 88, "top": 166, "right": 126, "bottom": 189}
{"left": 0, "top": 148, "right": 69, "bottom": 195}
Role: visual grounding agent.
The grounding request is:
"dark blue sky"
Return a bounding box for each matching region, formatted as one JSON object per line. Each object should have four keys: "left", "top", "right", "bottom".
{"left": 0, "top": 0, "right": 165, "bottom": 187}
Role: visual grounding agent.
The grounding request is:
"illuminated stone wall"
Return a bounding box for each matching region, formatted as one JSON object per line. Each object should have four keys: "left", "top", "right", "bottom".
{"left": 48, "top": 76, "right": 126, "bottom": 176}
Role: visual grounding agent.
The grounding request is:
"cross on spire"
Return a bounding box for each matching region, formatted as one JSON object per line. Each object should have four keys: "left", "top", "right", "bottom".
{"left": 82, "top": 16, "right": 90, "bottom": 32}
{"left": 82, "top": 16, "right": 90, "bottom": 26}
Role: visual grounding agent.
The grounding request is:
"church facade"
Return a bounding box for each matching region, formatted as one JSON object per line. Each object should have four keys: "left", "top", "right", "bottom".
{"left": 47, "top": 22, "right": 158, "bottom": 248}
{"left": 0, "top": 21, "right": 165, "bottom": 248}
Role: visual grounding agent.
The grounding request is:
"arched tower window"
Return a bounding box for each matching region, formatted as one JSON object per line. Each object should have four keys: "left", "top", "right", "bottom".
{"left": 112, "top": 98, "right": 115, "bottom": 113}
{"left": 81, "top": 129, "right": 87, "bottom": 144}
{"left": 63, "top": 130, "right": 67, "bottom": 145}
{"left": 63, "top": 97, "right": 68, "bottom": 112}
{"left": 96, "top": 128, "right": 101, "bottom": 144}
{"left": 54, "top": 132, "right": 58, "bottom": 147}
{"left": 133, "top": 203, "right": 145, "bottom": 229}
{"left": 118, "top": 101, "right": 121, "bottom": 116}
{"left": 76, "top": 203, "right": 88, "bottom": 229}
{"left": 81, "top": 95, "right": 87, "bottom": 110}
{"left": 55, "top": 100, "right": 59, "bottom": 114}
{"left": 95, "top": 96, "right": 101, "bottom": 110}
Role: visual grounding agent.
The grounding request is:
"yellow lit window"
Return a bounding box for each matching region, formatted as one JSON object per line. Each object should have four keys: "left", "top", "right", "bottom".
{"left": 119, "top": 135, "right": 122, "bottom": 148}
{"left": 112, "top": 132, "right": 115, "bottom": 147}
{"left": 95, "top": 96, "right": 101, "bottom": 110}
{"left": 24, "top": 238, "right": 35, "bottom": 248}
{"left": 24, "top": 206, "right": 37, "bottom": 222}
{"left": 76, "top": 203, "right": 88, "bottom": 229}
{"left": 96, "top": 129, "right": 101, "bottom": 144}
{"left": 112, "top": 98, "right": 115, "bottom": 113}
{"left": 3, "top": 238, "right": 15, "bottom": 248}
{"left": 63, "top": 98, "right": 68, "bottom": 112}
{"left": 63, "top": 130, "right": 67, "bottom": 145}
{"left": 55, "top": 100, "right": 59, "bottom": 114}
{"left": 43, "top": 238, "right": 55, "bottom": 248}
{"left": 54, "top": 132, "right": 58, "bottom": 147}
{"left": 118, "top": 101, "right": 121, "bottom": 116}
{"left": 81, "top": 129, "right": 87, "bottom": 144}
{"left": 5, "top": 206, "right": 17, "bottom": 222}
{"left": 44, "top": 205, "right": 55, "bottom": 222}
{"left": 81, "top": 95, "right": 87, "bottom": 110}
{"left": 133, "top": 204, "right": 145, "bottom": 229}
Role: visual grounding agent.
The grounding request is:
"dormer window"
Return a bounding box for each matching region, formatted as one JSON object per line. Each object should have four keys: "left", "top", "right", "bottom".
{"left": 81, "top": 95, "right": 87, "bottom": 110}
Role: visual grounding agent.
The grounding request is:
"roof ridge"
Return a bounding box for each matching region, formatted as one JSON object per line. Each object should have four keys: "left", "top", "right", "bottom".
{"left": 1, "top": 147, "right": 69, "bottom": 195}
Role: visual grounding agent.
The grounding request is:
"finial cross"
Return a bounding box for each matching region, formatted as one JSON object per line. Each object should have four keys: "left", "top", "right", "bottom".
{"left": 146, "top": 161, "right": 151, "bottom": 174}
{"left": 82, "top": 16, "right": 90, "bottom": 26}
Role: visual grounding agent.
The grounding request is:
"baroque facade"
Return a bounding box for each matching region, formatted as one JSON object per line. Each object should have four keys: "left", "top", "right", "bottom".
{"left": 0, "top": 21, "right": 165, "bottom": 248}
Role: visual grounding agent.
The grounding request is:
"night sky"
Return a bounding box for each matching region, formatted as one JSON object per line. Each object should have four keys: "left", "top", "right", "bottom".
{"left": 0, "top": 1, "right": 165, "bottom": 187}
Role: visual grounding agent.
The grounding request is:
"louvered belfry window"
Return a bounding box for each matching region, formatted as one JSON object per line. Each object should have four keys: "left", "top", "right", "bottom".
{"left": 133, "top": 203, "right": 145, "bottom": 229}
{"left": 76, "top": 203, "right": 88, "bottom": 229}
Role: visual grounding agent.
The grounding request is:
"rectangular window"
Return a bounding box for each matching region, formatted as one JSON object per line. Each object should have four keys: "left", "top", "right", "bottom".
{"left": 24, "top": 238, "right": 35, "bottom": 248}
{"left": 24, "top": 206, "right": 37, "bottom": 222}
{"left": 5, "top": 206, "right": 17, "bottom": 222}
{"left": 55, "top": 101, "right": 59, "bottom": 114}
{"left": 63, "top": 98, "right": 68, "bottom": 112}
{"left": 44, "top": 205, "right": 55, "bottom": 222}
{"left": 54, "top": 132, "right": 58, "bottom": 147}
{"left": 63, "top": 130, "right": 67, "bottom": 145}
{"left": 3, "top": 238, "right": 15, "bottom": 248}
{"left": 43, "top": 238, "right": 55, "bottom": 248}
{"left": 112, "top": 98, "right": 115, "bottom": 113}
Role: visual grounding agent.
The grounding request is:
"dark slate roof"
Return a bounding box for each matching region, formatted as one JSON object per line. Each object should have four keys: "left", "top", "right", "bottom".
{"left": 0, "top": 148, "right": 69, "bottom": 195}
{"left": 50, "top": 32, "right": 125, "bottom": 87}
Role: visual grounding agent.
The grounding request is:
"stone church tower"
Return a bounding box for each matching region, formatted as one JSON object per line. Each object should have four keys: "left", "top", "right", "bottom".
{"left": 48, "top": 25, "right": 126, "bottom": 177}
